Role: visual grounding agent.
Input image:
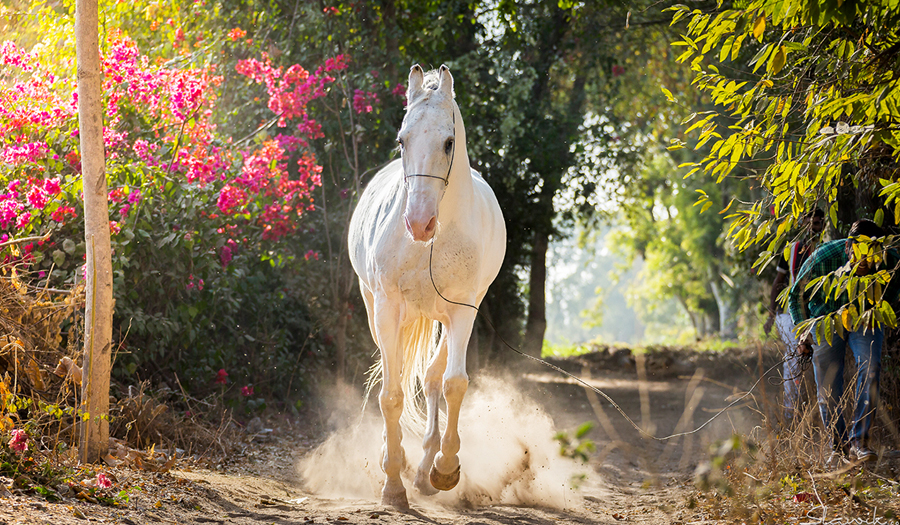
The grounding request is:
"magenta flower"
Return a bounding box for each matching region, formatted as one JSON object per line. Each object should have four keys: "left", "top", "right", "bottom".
{"left": 26, "top": 186, "right": 48, "bottom": 210}
{"left": 15, "top": 212, "right": 31, "bottom": 229}
{"left": 217, "top": 185, "right": 247, "bottom": 214}
{"left": 241, "top": 385, "right": 254, "bottom": 397}
{"left": 352, "top": 89, "right": 379, "bottom": 114}
{"left": 220, "top": 244, "right": 233, "bottom": 268}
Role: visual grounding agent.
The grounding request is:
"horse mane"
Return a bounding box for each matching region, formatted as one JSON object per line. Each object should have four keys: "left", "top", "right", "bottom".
{"left": 420, "top": 69, "right": 455, "bottom": 98}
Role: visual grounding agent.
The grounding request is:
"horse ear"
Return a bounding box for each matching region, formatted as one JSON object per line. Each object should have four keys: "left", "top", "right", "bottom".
{"left": 408, "top": 64, "right": 424, "bottom": 102}
{"left": 438, "top": 64, "right": 453, "bottom": 97}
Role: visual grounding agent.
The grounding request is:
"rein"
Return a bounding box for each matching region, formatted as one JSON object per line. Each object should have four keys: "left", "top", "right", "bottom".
{"left": 403, "top": 109, "right": 456, "bottom": 187}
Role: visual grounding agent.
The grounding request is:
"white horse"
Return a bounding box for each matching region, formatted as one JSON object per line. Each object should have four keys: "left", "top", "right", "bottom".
{"left": 348, "top": 64, "right": 506, "bottom": 508}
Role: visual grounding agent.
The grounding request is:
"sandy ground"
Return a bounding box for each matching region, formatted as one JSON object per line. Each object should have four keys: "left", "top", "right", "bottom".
{"left": 0, "top": 348, "right": 769, "bottom": 524}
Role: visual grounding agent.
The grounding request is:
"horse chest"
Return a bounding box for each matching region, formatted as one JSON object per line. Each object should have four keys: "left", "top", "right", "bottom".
{"left": 378, "top": 235, "right": 478, "bottom": 313}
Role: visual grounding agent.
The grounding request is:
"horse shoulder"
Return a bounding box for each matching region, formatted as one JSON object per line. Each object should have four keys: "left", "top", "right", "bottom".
{"left": 349, "top": 160, "right": 405, "bottom": 280}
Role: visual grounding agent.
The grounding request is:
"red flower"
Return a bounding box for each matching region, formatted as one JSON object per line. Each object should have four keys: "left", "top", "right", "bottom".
{"left": 96, "top": 472, "right": 112, "bottom": 489}
{"left": 241, "top": 385, "right": 254, "bottom": 397}
{"left": 9, "top": 429, "right": 28, "bottom": 453}
{"left": 214, "top": 369, "right": 228, "bottom": 384}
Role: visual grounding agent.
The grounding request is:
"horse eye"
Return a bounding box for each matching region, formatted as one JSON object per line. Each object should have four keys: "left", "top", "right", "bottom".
{"left": 444, "top": 139, "right": 454, "bottom": 155}
{"left": 397, "top": 138, "right": 404, "bottom": 149}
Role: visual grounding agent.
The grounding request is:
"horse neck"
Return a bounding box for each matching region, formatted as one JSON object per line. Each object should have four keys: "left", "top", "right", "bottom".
{"left": 440, "top": 104, "right": 474, "bottom": 222}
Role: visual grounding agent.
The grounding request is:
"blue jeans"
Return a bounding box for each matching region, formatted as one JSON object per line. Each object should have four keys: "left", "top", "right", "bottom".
{"left": 812, "top": 326, "right": 882, "bottom": 447}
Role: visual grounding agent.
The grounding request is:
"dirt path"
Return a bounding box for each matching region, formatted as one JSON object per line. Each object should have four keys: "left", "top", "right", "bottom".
{"left": 1, "top": 349, "right": 769, "bottom": 524}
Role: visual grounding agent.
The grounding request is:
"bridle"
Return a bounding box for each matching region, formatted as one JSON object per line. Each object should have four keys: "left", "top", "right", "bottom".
{"left": 403, "top": 108, "right": 456, "bottom": 187}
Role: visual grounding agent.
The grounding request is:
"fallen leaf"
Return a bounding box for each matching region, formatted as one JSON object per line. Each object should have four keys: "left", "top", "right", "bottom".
{"left": 793, "top": 492, "right": 821, "bottom": 504}
{"left": 54, "top": 357, "right": 83, "bottom": 386}
{"left": 612, "top": 513, "right": 625, "bottom": 520}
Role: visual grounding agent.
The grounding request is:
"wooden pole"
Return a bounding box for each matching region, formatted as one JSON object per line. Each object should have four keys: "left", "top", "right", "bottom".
{"left": 75, "top": 0, "right": 113, "bottom": 463}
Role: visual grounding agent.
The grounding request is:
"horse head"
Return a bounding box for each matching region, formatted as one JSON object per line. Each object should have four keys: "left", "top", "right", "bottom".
{"left": 399, "top": 64, "right": 457, "bottom": 242}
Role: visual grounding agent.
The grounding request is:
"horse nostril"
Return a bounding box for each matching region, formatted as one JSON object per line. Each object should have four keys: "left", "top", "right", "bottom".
{"left": 425, "top": 216, "right": 436, "bottom": 233}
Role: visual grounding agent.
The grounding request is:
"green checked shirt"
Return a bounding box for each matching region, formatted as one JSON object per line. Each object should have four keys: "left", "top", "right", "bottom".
{"left": 788, "top": 238, "right": 900, "bottom": 325}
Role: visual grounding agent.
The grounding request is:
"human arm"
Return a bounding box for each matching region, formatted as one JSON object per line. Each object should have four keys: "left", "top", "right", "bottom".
{"left": 789, "top": 249, "right": 818, "bottom": 356}
{"left": 765, "top": 269, "right": 788, "bottom": 334}
{"left": 788, "top": 240, "right": 848, "bottom": 356}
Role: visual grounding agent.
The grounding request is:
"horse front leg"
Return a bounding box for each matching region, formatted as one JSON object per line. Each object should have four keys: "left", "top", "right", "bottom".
{"left": 430, "top": 308, "right": 475, "bottom": 491}
{"left": 374, "top": 300, "right": 408, "bottom": 509}
{"left": 414, "top": 330, "right": 447, "bottom": 495}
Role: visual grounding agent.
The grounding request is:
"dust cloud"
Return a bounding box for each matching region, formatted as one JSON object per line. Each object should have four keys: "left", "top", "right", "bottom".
{"left": 298, "top": 375, "right": 583, "bottom": 509}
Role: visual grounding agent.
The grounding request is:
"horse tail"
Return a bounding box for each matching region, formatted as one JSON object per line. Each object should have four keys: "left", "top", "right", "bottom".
{"left": 364, "top": 317, "right": 438, "bottom": 436}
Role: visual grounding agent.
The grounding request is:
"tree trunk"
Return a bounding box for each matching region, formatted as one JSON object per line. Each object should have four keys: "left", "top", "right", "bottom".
{"left": 523, "top": 228, "right": 549, "bottom": 357}
{"left": 76, "top": 0, "right": 113, "bottom": 464}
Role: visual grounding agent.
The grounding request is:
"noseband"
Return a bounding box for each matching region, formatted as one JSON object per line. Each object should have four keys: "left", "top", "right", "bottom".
{"left": 403, "top": 109, "right": 456, "bottom": 187}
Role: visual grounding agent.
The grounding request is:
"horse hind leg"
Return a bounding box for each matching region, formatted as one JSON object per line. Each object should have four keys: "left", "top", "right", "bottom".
{"left": 414, "top": 332, "right": 448, "bottom": 496}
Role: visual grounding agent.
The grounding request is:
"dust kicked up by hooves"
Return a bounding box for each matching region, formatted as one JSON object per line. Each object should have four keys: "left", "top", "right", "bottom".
{"left": 298, "top": 375, "right": 582, "bottom": 509}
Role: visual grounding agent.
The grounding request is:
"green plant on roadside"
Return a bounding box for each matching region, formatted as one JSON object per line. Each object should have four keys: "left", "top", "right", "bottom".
{"left": 554, "top": 421, "right": 596, "bottom": 463}
{"left": 541, "top": 341, "right": 593, "bottom": 358}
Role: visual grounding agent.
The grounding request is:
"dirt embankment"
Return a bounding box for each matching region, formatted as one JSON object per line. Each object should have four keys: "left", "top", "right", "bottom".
{"left": 1, "top": 346, "right": 771, "bottom": 525}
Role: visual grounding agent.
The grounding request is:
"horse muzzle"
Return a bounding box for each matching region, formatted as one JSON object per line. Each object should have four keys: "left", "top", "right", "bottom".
{"left": 405, "top": 214, "right": 437, "bottom": 242}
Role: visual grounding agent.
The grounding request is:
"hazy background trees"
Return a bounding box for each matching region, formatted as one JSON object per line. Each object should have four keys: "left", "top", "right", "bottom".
{"left": 8, "top": 0, "right": 895, "bottom": 397}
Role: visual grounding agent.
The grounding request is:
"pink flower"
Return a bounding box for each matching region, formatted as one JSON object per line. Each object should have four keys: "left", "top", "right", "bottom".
{"left": 304, "top": 250, "right": 319, "bottom": 261}
{"left": 9, "top": 429, "right": 28, "bottom": 453}
{"left": 214, "top": 369, "right": 228, "bottom": 385}
{"left": 241, "top": 385, "right": 254, "bottom": 397}
{"left": 26, "top": 186, "right": 48, "bottom": 209}
{"left": 352, "top": 89, "right": 379, "bottom": 114}
{"left": 391, "top": 83, "right": 406, "bottom": 97}
{"left": 0, "top": 200, "right": 23, "bottom": 229}
{"left": 220, "top": 244, "right": 233, "bottom": 268}
{"left": 96, "top": 472, "right": 112, "bottom": 489}
{"left": 15, "top": 212, "right": 31, "bottom": 229}
{"left": 43, "top": 177, "right": 62, "bottom": 196}
{"left": 109, "top": 221, "right": 121, "bottom": 235}
{"left": 217, "top": 185, "right": 247, "bottom": 214}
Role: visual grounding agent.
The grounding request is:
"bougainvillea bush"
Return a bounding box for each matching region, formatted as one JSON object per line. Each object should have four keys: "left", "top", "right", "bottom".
{"left": 0, "top": 20, "right": 351, "bottom": 398}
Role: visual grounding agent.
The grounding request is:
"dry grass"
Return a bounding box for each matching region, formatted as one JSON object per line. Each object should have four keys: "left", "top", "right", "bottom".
{"left": 0, "top": 265, "right": 237, "bottom": 464}
{"left": 684, "top": 342, "right": 900, "bottom": 523}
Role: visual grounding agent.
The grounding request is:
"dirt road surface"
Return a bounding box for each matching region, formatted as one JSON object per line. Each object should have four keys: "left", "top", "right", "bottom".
{"left": 1, "top": 348, "right": 770, "bottom": 524}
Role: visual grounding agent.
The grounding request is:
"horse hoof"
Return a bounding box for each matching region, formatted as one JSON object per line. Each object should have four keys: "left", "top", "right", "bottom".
{"left": 414, "top": 471, "right": 439, "bottom": 496}
{"left": 429, "top": 464, "right": 461, "bottom": 491}
{"left": 381, "top": 488, "right": 409, "bottom": 509}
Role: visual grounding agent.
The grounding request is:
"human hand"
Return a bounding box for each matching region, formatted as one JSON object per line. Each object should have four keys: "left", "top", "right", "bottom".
{"left": 798, "top": 339, "right": 814, "bottom": 358}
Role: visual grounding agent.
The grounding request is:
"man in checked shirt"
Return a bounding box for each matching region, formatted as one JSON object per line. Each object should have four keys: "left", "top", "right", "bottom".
{"left": 789, "top": 219, "right": 900, "bottom": 465}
